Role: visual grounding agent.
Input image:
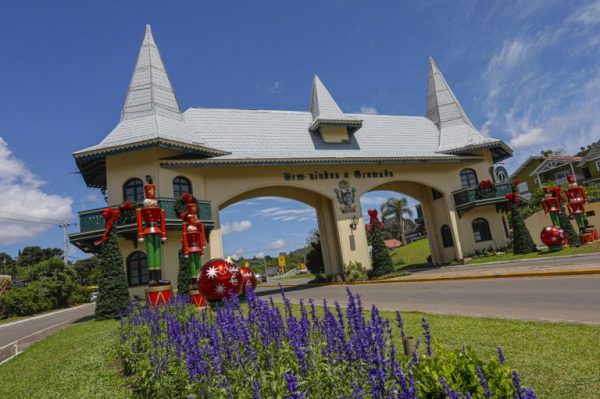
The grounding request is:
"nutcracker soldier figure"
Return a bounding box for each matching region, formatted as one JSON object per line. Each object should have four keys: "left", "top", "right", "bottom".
{"left": 566, "top": 175, "right": 588, "bottom": 233}
{"left": 180, "top": 193, "right": 206, "bottom": 279}
{"left": 136, "top": 176, "right": 171, "bottom": 305}
{"left": 180, "top": 193, "right": 208, "bottom": 307}
{"left": 541, "top": 186, "right": 562, "bottom": 227}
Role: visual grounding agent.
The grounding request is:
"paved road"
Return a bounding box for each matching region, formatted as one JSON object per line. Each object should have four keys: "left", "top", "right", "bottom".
{"left": 257, "top": 275, "right": 600, "bottom": 324}
{"left": 0, "top": 303, "right": 95, "bottom": 363}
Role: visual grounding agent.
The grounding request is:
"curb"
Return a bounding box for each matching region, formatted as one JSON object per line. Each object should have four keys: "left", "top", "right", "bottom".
{"left": 259, "top": 268, "right": 600, "bottom": 287}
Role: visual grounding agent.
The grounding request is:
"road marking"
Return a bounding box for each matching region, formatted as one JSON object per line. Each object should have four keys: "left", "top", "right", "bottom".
{"left": 0, "top": 303, "right": 92, "bottom": 330}
{"left": 0, "top": 319, "right": 72, "bottom": 351}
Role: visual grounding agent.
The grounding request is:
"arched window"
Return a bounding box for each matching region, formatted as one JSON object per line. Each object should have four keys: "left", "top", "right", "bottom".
{"left": 126, "top": 251, "right": 149, "bottom": 287}
{"left": 123, "top": 178, "right": 144, "bottom": 202}
{"left": 472, "top": 218, "right": 492, "bottom": 242}
{"left": 460, "top": 169, "right": 478, "bottom": 189}
{"left": 173, "top": 176, "right": 192, "bottom": 198}
{"left": 441, "top": 225, "right": 454, "bottom": 248}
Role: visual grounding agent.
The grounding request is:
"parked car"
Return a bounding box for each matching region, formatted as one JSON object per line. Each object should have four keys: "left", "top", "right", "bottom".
{"left": 255, "top": 273, "right": 267, "bottom": 283}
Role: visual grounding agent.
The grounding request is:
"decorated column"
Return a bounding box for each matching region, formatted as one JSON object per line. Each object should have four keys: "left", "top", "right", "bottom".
{"left": 178, "top": 193, "right": 208, "bottom": 307}
{"left": 135, "top": 175, "right": 171, "bottom": 305}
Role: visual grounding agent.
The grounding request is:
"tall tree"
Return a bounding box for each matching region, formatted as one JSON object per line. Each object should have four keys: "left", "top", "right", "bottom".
{"left": 73, "top": 256, "right": 99, "bottom": 285}
{"left": 95, "top": 231, "right": 130, "bottom": 320}
{"left": 17, "top": 247, "right": 62, "bottom": 267}
{"left": 368, "top": 210, "right": 394, "bottom": 278}
{"left": 0, "top": 252, "right": 15, "bottom": 276}
{"left": 380, "top": 197, "right": 414, "bottom": 245}
{"left": 506, "top": 197, "right": 537, "bottom": 255}
{"left": 306, "top": 230, "right": 325, "bottom": 275}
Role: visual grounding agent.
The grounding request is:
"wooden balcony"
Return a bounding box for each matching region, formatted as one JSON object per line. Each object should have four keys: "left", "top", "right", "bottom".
{"left": 452, "top": 182, "right": 515, "bottom": 217}
{"left": 69, "top": 198, "right": 213, "bottom": 253}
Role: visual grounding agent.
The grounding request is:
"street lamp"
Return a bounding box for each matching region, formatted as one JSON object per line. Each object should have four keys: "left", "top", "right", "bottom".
{"left": 349, "top": 214, "right": 358, "bottom": 231}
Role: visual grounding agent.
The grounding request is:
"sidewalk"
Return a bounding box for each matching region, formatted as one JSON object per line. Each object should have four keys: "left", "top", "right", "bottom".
{"left": 389, "top": 253, "right": 600, "bottom": 282}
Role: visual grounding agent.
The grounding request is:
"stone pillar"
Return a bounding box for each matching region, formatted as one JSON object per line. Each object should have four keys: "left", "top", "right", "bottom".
{"left": 207, "top": 202, "right": 224, "bottom": 259}
{"left": 445, "top": 198, "right": 464, "bottom": 261}
{"left": 316, "top": 197, "right": 343, "bottom": 275}
{"left": 333, "top": 198, "right": 372, "bottom": 271}
{"left": 419, "top": 199, "right": 442, "bottom": 265}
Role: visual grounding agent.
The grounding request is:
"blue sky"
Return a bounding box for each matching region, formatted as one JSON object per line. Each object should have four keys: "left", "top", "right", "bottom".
{"left": 1, "top": 1, "right": 599, "bottom": 258}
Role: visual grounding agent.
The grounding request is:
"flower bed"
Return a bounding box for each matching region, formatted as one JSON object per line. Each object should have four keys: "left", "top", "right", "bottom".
{"left": 117, "top": 289, "right": 536, "bottom": 398}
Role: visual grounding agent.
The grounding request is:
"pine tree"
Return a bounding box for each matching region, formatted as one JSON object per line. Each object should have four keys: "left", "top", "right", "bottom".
{"left": 509, "top": 204, "right": 537, "bottom": 254}
{"left": 559, "top": 207, "right": 580, "bottom": 247}
{"left": 177, "top": 249, "right": 192, "bottom": 295}
{"left": 95, "top": 231, "right": 130, "bottom": 320}
{"left": 369, "top": 223, "right": 394, "bottom": 278}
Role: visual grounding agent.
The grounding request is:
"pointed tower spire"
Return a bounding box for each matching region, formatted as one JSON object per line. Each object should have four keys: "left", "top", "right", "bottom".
{"left": 308, "top": 75, "right": 362, "bottom": 134}
{"left": 426, "top": 57, "right": 508, "bottom": 156}
{"left": 426, "top": 57, "right": 473, "bottom": 129}
{"left": 121, "top": 24, "right": 182, "bottom": 121}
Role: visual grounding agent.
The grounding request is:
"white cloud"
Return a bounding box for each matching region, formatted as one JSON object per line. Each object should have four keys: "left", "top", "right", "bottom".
{"left": 253, "top": 206, "right": 315, "bottom": 222}
{"left": 268, "top": 239, "right": 286, "bottom": 250}
{"left": 267, "top": 81, "right": 283, "bottom": 93}
{"left": 508, "top": 127, "right": 547, "bottom": 149}
{"left": 0, "top": 138, "right": 73, "bottom": 245}
{"left": 255, "top": 251, "right": 265, "bottom": 258}
{"left": 229, "top": 248, "right": 244, "bottom": 261}
{"left": 221, "top": 220, "right": 252, "bottom": 235}
{"left": 359, "top": 106, "right": 378, "bottom": 115}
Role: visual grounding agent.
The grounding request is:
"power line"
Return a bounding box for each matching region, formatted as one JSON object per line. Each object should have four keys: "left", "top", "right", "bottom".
{"left": 0, "top": 211, "right": 72, "bottom": 225}
{"left": 0, "top": 216, "right": 60, "bottom": 226}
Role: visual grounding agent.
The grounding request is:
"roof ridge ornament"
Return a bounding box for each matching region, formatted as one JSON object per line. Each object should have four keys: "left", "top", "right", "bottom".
{"left": 121, "top": 24, "right": 183, "bottom": 122}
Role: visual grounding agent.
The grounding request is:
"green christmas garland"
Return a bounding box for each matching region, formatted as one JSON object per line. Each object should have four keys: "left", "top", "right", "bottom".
{"left": 174, "top": 193, "right": 200, "bottom": 219}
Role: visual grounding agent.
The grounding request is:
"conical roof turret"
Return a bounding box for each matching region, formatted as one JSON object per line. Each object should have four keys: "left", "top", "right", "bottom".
{"left": 308, "top": 75, "right": 362, "bottom": 134}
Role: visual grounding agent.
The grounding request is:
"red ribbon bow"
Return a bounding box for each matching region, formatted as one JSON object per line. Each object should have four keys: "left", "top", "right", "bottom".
{"left": 505, "top": 192, "right": 519, "bottom": 208}
{"left": 479, "top": 179, "right": 493, "bottom": 189}
{"left": 94, "top": 201, "right": 133, "bottom": 246}
{"left": 367, "top": 209, "right": 382, "bottom": 234}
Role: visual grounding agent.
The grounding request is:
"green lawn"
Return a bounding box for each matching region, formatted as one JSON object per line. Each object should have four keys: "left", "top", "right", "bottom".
{"left": 1, "top": 308, "right": 598, "bottom": 398}
{"left": 390, "top": 237, "right": 431, "bottom": 269}
{"left": 468, "top": 241, "right": 600, "bottom": 264}
{"left": 0, "top": 319, "right": 130, "bottom": 399}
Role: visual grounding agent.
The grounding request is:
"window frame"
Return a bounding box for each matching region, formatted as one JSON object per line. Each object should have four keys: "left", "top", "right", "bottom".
{"left": 123, "top": 178, "right": 144, "bottom": 202}
{"left": 472, "top": 218, "right": 492, "bottom": 243}
{"left": 126, "top": 251, "right": 149, "bottom": 287}
{"left": 459, "top": 169, "right": 479, "bottom": 189}
{"left": 172, "top": 176, "right": 192, "bottom": 199}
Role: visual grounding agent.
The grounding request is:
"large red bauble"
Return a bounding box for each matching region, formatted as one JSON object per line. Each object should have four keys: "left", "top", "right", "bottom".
{"left": 197, "top": 258, "right": 243, "bottom": 301}
{"left": 540, "top": 226, "right": 565, "bottom": 246}
{"left": 239, "top": 265, "right": 257, "bottom": 294}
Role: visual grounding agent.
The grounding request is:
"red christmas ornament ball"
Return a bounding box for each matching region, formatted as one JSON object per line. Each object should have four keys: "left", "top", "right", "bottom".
{"left": 239, "top": 265, "right": 257, "bottom": 294}
{"left": 540, "top": 226, "right": 565, "bottom": 246}
{"left": 197, "top": 258, "right": 243, "bottom": 301}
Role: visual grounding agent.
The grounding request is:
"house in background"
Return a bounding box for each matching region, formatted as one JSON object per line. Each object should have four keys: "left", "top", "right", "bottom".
{"left": 578, "top": 140, "right": 600, "bottom": 186}
{"left": 510, "top": 150, "right": 585, "bottom": 199}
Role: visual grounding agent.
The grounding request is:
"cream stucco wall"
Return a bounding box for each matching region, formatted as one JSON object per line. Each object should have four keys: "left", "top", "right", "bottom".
{"left": 103, "top": 148, "right": 506, "bottom": 291}
{"left": 525, "top": 202, "right": 600, "bottom": 246}
{"left": 318, "top": 126, "right": 350, "bottom": 143}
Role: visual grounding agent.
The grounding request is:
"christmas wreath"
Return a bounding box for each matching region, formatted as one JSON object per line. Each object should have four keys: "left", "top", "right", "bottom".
{"left": 174, "top": 192, "right": 200, "bottom": 220}
{"left": 476, "top": 179, "right": 496, "bottom": 199}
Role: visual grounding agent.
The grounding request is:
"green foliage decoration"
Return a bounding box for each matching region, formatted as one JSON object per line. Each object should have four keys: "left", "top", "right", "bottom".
{"left": 369, "top": 221, "right": 394, "bottom": 278}
{"left": 95, "top": 231, "right": 130, "bottom": 320}
{"left": 509, "top": 202, "right": 537, "bottom": 255}
{"left": 177, "top": 249, "right": 192, "bottom": 295}
{"left": 558, "top": 207, "right": 580, "bottom": 247}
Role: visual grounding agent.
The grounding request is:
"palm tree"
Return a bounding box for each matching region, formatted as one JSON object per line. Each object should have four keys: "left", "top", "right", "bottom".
{"left": 380, "top": 197, "right": 414, "bottom": 245}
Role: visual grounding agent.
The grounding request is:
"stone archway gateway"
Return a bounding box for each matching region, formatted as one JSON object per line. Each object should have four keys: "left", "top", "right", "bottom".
{"left": 70, "top": 25, "right": 516, "bottom": 295}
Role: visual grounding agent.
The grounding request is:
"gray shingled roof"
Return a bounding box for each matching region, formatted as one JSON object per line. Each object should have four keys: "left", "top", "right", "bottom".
{"left": 74, "top": 26, "right": 513, "bottom": 188}
{"left": 578, "top": 140, "right": 600, "bottom": 166}
{"left": 182, "top": 108, "right": 463, "bottom": 161}
{"left": 426, "top": 57, "right": 507, "bottom": 156}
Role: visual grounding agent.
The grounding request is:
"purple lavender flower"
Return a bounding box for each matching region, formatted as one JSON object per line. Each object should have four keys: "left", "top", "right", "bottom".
{"left": 421, "top": 317, "right": 432, "bottom": 356}
{"left": 476, "top": 366, "right": 491, "bottom": 398}
{"left": 497, "top": 346, "right": 506, "bottom": 363}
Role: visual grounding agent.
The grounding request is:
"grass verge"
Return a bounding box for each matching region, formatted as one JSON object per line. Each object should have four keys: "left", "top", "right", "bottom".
{"left": 391, "top": 237, "right": 431, "bottom": 269}
{"left": 0, "top": 319, "right": 130, "bottom": 399}
{"left": 1, "top": 305, "right": 598, "bottom": 399}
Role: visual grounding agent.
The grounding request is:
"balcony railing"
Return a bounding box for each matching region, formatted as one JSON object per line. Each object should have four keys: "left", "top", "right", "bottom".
{"left": 453, "top": 182, "right": 514, "bottom": 214}
{"left": 78, "top": 198, "right": 212, "bottom": 233}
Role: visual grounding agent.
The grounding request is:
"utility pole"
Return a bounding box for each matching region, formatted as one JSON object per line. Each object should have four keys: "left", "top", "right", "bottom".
{"left": 59, "top": 222, "right": 76, "bottom": 264}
